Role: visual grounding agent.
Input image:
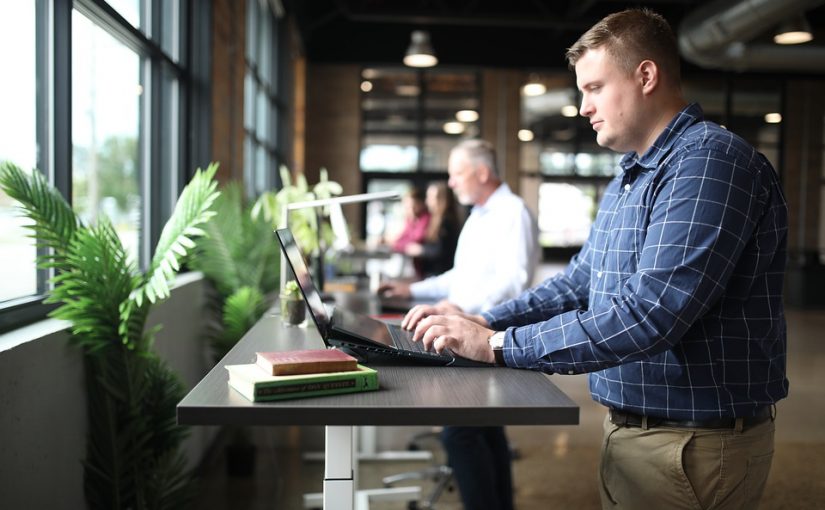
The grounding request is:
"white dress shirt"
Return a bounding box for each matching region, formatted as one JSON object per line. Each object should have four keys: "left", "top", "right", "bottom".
{"left": 410, "top": 183, "right": 539, "bottom": 313}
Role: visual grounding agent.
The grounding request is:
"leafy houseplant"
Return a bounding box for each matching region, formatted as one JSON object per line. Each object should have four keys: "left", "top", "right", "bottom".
{"left": 190, "top": 183, "right": 278, "bottom": 362}
{"left": 280, "top": 280, "right": 306, "bottom": 326}
{"left": 0, "top": 161, "right": 220, "bottom": 510}
{"left": 252, "top": 165, "right": 343, "bottom": 257}
{"left": 188, "top": 183, "right": 281, "bottom": 477}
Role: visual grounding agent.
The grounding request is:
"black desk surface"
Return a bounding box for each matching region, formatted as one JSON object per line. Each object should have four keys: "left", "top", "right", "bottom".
{"left": 178, "top": 308, "right": 579, "bottom": 427}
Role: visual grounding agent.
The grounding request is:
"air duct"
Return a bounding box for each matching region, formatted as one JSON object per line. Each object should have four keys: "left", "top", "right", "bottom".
{"left": 678, "top": 0, "right": 825, "bottom": 72}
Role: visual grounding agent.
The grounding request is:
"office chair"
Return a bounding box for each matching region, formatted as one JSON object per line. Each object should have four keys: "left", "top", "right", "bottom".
{"left": 382, "top": 426, "right": 522, "bottom": 509}
{"left": 381, "top": 427, "right": 454, "bottom": 510}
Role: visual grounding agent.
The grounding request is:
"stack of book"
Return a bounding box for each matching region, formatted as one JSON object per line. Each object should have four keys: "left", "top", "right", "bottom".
{"left": 226, "top": 348, "right": 378, "bottom": 402}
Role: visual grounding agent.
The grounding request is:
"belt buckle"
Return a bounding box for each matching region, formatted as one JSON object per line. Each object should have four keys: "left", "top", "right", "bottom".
{"left": 610, "top": 409, "right": 628, "bottom": 427}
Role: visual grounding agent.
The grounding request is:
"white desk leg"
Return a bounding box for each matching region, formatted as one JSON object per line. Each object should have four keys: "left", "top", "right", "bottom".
{"left": 303, "top": 426, "right": 423, "bottom": 510}
{"left": 324, "top": 426, "right": 354, "bottom": 510}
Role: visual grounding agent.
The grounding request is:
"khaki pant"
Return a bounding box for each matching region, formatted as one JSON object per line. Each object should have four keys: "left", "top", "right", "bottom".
{"left": 599, "top": 413, "right": 775, "bottom": 510}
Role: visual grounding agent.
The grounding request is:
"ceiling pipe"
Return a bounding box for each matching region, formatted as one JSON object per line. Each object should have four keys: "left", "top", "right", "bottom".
{"left": 678, "top": 0, "right": 825, "bottom": 72}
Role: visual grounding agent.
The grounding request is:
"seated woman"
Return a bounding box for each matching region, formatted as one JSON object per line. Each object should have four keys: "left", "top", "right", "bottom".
{"left": 404, "top": 182, "right": 462, "bottom": 278}
{"left": 388, "top": 187, "right": 431, "bottom": 256}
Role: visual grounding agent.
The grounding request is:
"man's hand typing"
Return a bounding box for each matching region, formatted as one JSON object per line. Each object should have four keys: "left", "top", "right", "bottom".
{"left": 411, "top": 314, "right": 496, "bottom": 364}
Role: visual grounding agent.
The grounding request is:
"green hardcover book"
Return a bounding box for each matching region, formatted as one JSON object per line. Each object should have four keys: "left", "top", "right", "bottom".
{"left": 226, "top": 363, "right": 378, "bottom": 402}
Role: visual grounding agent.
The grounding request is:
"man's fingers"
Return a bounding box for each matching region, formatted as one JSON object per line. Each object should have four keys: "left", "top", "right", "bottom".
{"left": 404, "top": 305, "right": 438, "bottom": 331}
{"left": 412, "top": 314, "right": 449, "bottom": 342}
{"left": 433, "top": 334, "right": 457, "bottom": 354}
{"left": 421, "top": 324, "right": 448, "bottom": 351}
{"left": 402, "top": 305, "right": 428, "bottom": 330}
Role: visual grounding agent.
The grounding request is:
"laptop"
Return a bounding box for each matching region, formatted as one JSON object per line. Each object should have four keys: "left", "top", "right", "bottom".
{"left": 276, "top": 228, "right": 490, "bottom": 367}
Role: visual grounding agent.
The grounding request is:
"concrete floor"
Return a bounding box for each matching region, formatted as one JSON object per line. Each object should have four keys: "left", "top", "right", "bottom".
{"left": 193, "top": 306, "right": 825, "bottom": 510}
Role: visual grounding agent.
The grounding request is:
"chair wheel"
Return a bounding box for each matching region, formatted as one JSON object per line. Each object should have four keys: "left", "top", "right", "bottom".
{"left": 408, "top": 501, "right": 420, "bottom": 510}
{"left": 407, "top": 442, "right": 420, "bottom": 451}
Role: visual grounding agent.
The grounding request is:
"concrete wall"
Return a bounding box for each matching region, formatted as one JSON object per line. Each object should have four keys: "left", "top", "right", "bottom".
{"left": 0, "top": 273, "right": 218, "bottom": 509}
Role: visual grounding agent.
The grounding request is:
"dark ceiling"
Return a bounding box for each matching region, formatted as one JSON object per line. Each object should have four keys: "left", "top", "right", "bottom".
{"left": 286, "top": 0, "right": 825, "bottom": 72}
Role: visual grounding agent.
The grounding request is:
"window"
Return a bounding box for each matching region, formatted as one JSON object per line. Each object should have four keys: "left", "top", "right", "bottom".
{"left": 244, "top": 0, "right": 286, "bottom": 197}
{"left": 521, "top": 72, "right": 788, "bottom": 251}
{"left": 72, "top": 11, "right": 142, "bottom": 263}
{"left": 0, "top": 0, "right": 38, "bottom": 303}
{"left": 360, "top": 67, "right": 481, "bottom": 239}
{"left": 519, "top": 73, "right": 618, "bottom": 249}
{"left": 0, "top": 0, "right": 204, "bottom": 331}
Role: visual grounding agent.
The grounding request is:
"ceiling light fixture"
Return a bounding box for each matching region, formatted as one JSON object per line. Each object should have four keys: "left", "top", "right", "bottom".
{"left": 518, "top": 129, "right": 535, "bottom": 142}
{"left": 774, "top": 14, "right": 813, "bottom": 45}
{"left": 764, "top": 112, "right": 782, "bottom": 124}
{"left": 561, "top": 105, "right": 579, "bottom": 118}
{"left": 522, "top": 82, "right": 546, "bottom": 96}
{"left": 456, "top": 110, "right": 479, "bottom": 122}
{"left": 443, "top": 121, "right": 465, "bottom": 135}
{"left": 404, "top": 30, "right": 438, "bottom": 68}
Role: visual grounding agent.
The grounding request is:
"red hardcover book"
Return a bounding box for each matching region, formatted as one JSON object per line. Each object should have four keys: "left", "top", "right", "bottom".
{"left": 255, "top": 349, "right": 359, "bottom": 376}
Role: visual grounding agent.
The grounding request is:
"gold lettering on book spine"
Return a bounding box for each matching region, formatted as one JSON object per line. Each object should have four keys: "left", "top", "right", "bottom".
{"left": 256, "top": 379, "right": 358, "bottom": 396}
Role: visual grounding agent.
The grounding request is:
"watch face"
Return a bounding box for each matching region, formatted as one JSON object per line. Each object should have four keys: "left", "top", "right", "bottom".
{"left": 489, "top": 331, "right": 505, "bottom": 349}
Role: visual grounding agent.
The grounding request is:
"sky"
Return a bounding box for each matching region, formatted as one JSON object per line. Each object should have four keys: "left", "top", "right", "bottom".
{"left": 0, "top": 1, "right": 140, "bottom": 171}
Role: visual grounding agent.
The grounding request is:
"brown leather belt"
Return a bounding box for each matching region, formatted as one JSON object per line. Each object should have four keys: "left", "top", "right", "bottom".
{"left": 609, "top": 406, "right": 772, "bottom": 431}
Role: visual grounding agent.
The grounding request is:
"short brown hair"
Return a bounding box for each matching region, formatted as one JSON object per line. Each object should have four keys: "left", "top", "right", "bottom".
{"left": 566, "top": 8, "right": 680, "bottom": 83}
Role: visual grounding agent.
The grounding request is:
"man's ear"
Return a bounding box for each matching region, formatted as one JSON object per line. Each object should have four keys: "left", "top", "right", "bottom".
{"left": 637, "top": 60, "right": 659, "bottom": 95}
{"left": 476, "top": 164, "right": 491, "bottom": 184}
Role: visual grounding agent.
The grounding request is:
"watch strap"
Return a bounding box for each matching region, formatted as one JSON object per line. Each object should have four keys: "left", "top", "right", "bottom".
{"left": 492, "top": 347, "right": 506, "bottom": 366}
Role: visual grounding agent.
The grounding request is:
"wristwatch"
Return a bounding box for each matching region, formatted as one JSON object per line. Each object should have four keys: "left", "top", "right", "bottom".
{"left": 488, "top": 331, "right": 506, "bottom": 366}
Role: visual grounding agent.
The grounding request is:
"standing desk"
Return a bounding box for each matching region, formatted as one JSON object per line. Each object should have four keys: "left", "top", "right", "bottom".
{"left": 178, "top": 309, "right": 579, "bottom": 510}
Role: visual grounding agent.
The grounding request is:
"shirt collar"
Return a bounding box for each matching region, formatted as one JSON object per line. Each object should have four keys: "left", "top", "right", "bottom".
{"left": 473, "top": 182, "right": 511, "bottom": 214}
{"left": 619, "top": 103, "right": 704, "bottom": 172}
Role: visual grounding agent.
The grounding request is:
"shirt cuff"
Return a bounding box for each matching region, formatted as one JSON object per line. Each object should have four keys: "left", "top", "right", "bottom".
{"left": 481, "top": 308, "right": 507, "bottom": 330}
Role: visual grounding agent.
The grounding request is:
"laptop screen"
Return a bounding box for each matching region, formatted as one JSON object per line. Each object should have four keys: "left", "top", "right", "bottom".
{"left": 276, "top": 228, "right": 330, "bottom": 337}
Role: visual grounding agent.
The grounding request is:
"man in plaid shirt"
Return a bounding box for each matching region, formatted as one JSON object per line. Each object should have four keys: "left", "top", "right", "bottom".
{"left": 403, "top": 8, "right": 788, "bottom": 509}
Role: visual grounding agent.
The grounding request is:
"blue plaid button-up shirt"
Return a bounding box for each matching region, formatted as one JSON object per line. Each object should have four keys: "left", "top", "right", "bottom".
{"left": 482, "top": 103, "right": 789, "bottom": 420}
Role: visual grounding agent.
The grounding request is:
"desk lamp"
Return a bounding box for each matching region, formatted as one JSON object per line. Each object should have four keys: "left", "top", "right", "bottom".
{"left": 278, "top": 190, "right": 400, "bottom": 295}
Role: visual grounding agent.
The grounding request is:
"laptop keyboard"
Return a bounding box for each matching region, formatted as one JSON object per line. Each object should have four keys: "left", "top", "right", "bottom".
{"left": 388, "top": 324, "right": 430, "bottom": 353}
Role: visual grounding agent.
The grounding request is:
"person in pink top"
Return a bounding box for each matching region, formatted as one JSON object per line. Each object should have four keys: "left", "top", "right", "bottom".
{"left": 390, "top": 187, "right": 431, "bottom": 254}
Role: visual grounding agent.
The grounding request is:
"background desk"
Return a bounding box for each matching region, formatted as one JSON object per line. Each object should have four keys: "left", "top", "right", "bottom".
{"left": 178, "top": 309, "right": 579, "bottom": 509}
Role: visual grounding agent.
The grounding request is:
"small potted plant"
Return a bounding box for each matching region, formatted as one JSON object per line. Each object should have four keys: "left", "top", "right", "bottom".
{"left": 280, "top": 280, "right": 306, "bottom": 325}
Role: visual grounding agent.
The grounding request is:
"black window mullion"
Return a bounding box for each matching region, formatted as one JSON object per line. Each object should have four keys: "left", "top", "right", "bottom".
{"left": 74, "top": 0, "right": 183, "bottom": 75}
{"left": 53, "top": 0, "right": 72, "bottom": 199}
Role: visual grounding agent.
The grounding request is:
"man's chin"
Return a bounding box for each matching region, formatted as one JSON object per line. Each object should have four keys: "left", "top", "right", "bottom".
{"left": 596, "top": 134, "right": 622, "bottom": 153}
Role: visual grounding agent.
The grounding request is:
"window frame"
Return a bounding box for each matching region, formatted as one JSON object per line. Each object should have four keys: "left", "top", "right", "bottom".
{"left": 0, "top": 0, "right": 207, "bottom": 333}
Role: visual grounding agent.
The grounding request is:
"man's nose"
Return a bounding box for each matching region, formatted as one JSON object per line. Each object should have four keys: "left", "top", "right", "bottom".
{"left": 580, "top": 99, "right": 593, "bottom": 117}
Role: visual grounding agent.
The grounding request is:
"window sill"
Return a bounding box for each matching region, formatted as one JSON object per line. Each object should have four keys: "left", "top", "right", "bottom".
{"left": 0, "top": 271, "right": 205, "bottom": 354}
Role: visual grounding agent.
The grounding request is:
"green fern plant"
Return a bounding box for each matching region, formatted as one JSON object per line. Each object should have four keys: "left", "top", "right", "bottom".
{"left": 190, "top": 183, "right": 278, "bottom": 362}
{"left": 0, "top": 160, "right": 220, "bottom": 510}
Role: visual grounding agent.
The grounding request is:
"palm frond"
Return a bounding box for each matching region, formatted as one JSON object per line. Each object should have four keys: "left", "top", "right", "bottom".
{"left": 0, "top": 161, "right": 79, "bottom": 269}
{"left": 190, "top": 183, "right": 245, "bottom": 295}
{"left": 48, "top": 219, "right": 137, "bottom": 352}
{"left": 212, "top": 286, "right": 265, "bottom": 361}
{"left": 132, "top": 163, "right": 220, "bottom": 306}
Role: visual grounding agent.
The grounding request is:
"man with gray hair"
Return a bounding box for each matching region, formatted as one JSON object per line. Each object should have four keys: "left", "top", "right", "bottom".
{"left": 380, "top": 139, "right": 538, "bottom": 510}
{"left": 381, "top": 139, "right": 538, "bottom": 313}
